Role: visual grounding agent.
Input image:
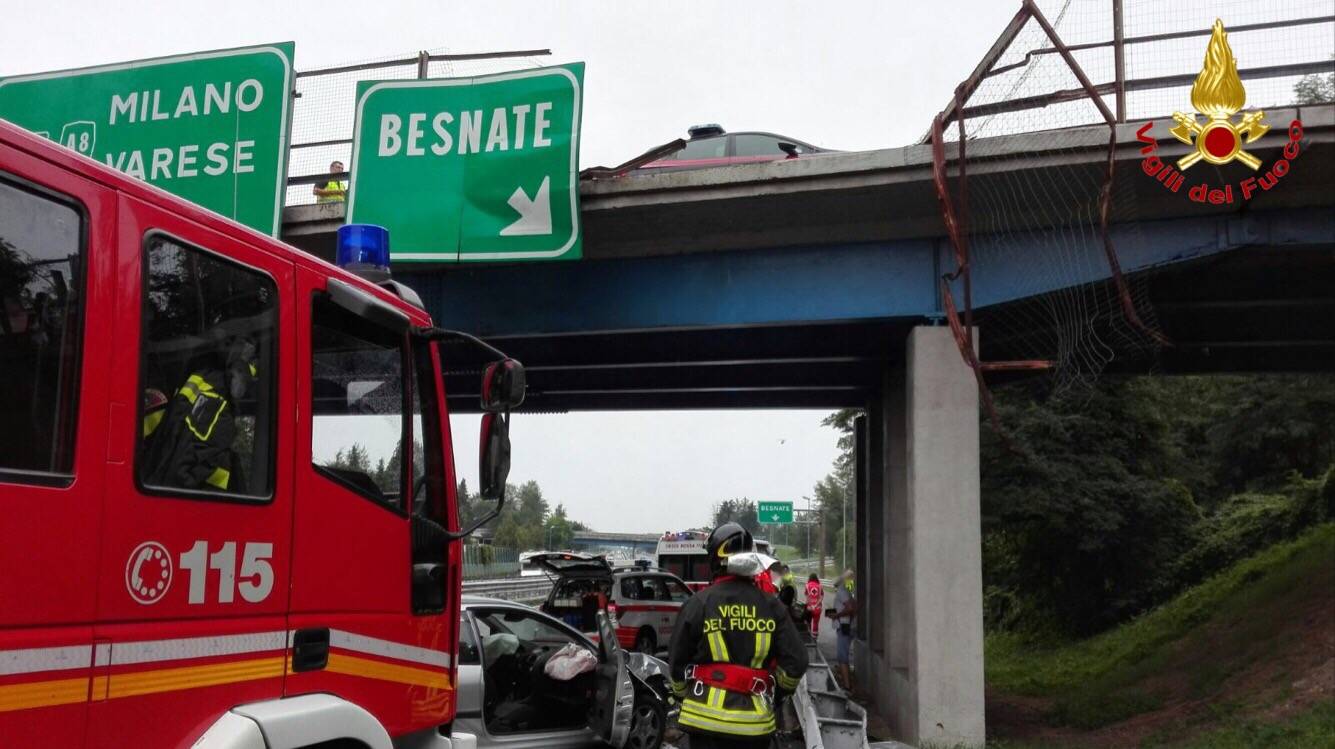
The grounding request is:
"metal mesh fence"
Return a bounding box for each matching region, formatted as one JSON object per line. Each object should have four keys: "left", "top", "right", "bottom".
{"left": 941, "top": 0, "right": 1334, "bottom": 142}
{"left": 931, "top": 0, "right": 1332, "bottom": 397}
{"left": 286, "top": 49, "right": 550, "bottom": 206}
{"left": 463, "top": 544, "right": 521, "bottom": 579}
{"left": 1124, "top": 0, "right": 1334, "bottom": 121}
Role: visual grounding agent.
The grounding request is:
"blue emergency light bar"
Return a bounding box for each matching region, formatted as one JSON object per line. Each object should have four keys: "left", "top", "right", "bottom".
{"left": 336, "top": 223, "right": 391, "bottom": 282}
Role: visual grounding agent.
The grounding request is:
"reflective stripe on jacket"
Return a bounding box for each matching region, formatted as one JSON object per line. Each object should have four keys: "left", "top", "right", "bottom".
{"left": 141, "top": 369, "right": 239, "bottom": 492}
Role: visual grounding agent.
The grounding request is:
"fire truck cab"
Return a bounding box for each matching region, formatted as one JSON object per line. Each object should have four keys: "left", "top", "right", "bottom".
{"left": 0, "top": 119, "right": 533, "bottom": 748}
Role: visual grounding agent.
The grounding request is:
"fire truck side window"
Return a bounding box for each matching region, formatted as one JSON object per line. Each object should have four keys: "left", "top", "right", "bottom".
{"left": 0, "top": 176, "right": 83, "bottom": 481}
{"left": 310, "top": 295, "right": 408, "bottom": 511}
{"left": 137, "top": 236, "right": 277, "bottom": 499}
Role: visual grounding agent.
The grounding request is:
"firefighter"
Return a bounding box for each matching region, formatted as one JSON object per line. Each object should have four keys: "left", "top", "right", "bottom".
{"left": 668, "top": 522, "right": 808, "bottom": 748}
{"left": 141, "top": 337, "right": 257, "bottom": 492}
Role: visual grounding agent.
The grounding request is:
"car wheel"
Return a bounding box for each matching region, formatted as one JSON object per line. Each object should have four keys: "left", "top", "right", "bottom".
{"left": 635, "top": 628, "right": 656, "bottom": 655}
{"left": 626, "top": 692, "right": 665, "bottom": 749}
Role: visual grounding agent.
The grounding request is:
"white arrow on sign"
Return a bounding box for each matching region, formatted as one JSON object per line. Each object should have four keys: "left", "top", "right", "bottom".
{"left": 500, "top": 176, "right": 552, "bottom": 236}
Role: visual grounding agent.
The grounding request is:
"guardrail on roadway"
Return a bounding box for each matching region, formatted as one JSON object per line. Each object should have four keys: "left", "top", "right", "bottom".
{"left": 462, "top": 577, "right": 553, "bottom": 605}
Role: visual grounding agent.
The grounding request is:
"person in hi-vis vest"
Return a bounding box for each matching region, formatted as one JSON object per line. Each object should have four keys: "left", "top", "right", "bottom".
{"left": 314, "top": 160, "right": 348, "bottom": 203}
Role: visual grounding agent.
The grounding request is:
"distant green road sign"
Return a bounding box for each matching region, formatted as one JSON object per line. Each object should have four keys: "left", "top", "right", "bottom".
{"left": 347, "top": 63, "right": 584, "bottom": 263}
{"left": 0, "top": 43, "right": 295, "bottom": 236}
{"left": 759, "top": 501, "right": 794, "bottom": 524}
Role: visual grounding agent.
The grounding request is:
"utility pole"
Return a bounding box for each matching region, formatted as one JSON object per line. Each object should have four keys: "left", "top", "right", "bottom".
{"left": 842, "top": 472, "right": 849, "bottom": 573}
{"left": 817, "top": 508, "right": 826, "bottom": 578}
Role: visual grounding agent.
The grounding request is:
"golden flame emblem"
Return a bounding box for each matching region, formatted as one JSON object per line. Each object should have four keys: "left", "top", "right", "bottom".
{"left": 1169, "top": 19, "right": 1269, "bottom": 170}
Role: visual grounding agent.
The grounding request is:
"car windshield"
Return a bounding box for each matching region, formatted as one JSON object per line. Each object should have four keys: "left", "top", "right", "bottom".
{"left": 664, "top": 136, "right": 726, "bottom": 161}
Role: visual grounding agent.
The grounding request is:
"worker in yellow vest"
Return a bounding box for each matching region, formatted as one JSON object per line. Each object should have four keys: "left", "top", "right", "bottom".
{"left": 314, "top": 160, "right": 348, "bottom": 203}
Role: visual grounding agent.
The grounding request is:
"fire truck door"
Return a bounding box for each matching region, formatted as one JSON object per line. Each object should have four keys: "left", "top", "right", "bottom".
{"left": 286, "top": 266, "right": 455, "bottom": 737}
{"left": 88, "top": 194, "right": 295, "bottom": 748}
{"left": 0, "top": 140, "right": 115, "bottom": 748}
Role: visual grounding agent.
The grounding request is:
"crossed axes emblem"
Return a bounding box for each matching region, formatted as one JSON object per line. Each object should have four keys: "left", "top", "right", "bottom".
{"left": 1169, "top": 110, "right": 1270, "bottom": 170}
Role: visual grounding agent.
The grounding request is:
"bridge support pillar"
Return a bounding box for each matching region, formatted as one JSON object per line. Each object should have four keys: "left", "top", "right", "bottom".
{"left": 855, "top": 326, "right": 985, "bottom": 747}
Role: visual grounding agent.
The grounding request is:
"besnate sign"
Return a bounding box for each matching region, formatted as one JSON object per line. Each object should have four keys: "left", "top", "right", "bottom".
{"left": 347, "top": 63, "right": 584, "bottom": 263}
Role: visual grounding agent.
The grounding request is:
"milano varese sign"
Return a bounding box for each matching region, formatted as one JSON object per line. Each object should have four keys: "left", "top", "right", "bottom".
{"left": 347, "top": 63, "right": 584, "bottom": 263}
{"left": 0, "top": 43, "right": 295, "bottom": 236}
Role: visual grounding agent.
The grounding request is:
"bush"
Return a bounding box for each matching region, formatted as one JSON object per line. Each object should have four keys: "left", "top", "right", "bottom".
{"left": 1176, "top": 470, "right": 1332, "bottom": 589}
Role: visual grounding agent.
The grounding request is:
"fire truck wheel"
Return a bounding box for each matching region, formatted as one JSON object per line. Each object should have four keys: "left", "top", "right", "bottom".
{"left": 635, "top": 628, "right": 657, "bottom": 654}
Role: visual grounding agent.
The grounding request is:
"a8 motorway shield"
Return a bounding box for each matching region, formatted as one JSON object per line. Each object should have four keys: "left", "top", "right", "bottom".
{"left": 0, "top": 43, "right": 295, "bottom": 236}
{"left": 347, "top": 63, "right": 583, "bottom": 262}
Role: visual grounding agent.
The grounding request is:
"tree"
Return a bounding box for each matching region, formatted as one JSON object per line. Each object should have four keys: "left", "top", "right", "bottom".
{"left": 491, "top": 512, "right": 527, "bottom": 550}
{"left": 1203, "top": 376, "right": 1335, "bottom": 495}
{"left": 457, "top": 479, "right": 477, "bottom": 528}
{"left": 514, "top": 480, "right": 549, "bottom": 529}
{"left": 713, "top": 498, "right": 760, "bottom": 535}
{"left": 1294, "top": 60, "right": 1335, "bottom": 104}
{"left": 981, "top": 378, "right": 1203, "bottom": 634}
{"left": 544, "top": 504, "right": 576, "bottom": 550}
{"left": 328, "top": 443, "right": 372, "bottom": 473}
{"left": 817, "top": 409, "right": 859, "bottom": 569}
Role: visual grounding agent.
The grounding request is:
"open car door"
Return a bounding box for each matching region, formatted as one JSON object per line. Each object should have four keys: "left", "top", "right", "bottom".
{"left": 588, "top": 611, "right": 635, "bottom": 747}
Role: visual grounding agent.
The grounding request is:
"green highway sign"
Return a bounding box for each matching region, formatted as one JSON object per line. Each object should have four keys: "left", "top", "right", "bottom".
{"left": 759, "top": 501, "right": 794, "bottom": 525}
{"left": 347, "top": 63, "right": 584, "bottom": 263}
{"left": 0, "top": 43, "right": 295, "bottom": 236}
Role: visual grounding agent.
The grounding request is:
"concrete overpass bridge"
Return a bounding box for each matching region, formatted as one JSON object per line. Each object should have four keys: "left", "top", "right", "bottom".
{"left": 285, "top": 103, "right": 1333, "bottom": 413}
{"left": 281, "top": 102, "right": 1334, "bottom": 745}
{"left": 568, "top": 530, "right": 660, "bottom": 556}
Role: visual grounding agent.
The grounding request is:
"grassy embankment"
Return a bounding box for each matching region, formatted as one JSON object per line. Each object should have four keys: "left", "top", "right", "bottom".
{"left": 983, "top": 523, "right": 1335, "bottom": 747}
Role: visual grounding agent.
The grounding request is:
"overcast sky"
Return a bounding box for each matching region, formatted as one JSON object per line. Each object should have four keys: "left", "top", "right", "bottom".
{"left": 2, "top": 0, "right": 1019, "bottom": 534}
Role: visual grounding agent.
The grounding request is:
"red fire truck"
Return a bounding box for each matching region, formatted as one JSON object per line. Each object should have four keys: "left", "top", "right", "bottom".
{"left": 0, "top": 119, "right": 532, "bottom": 748}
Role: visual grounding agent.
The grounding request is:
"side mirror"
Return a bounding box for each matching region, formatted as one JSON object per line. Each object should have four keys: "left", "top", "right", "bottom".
{"left": 481, "top": 359, "right": 526, "bottom": 412}
{"left": 778, "top": 141, "right": 799, "bottom": 158}
{"left": 479, "top": 412, "right": 511, "bottom": 500}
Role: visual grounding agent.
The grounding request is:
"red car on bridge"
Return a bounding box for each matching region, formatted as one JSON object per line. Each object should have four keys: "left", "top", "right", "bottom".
{"left": 639, "top": 124, "right": 832, "bottom": 171}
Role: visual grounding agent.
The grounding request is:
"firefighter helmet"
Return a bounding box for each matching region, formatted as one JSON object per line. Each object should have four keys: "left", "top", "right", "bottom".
{"left": 708, "top": 522, "right": 754, "bottom": 577}
{"left": 224, "top": 336, "right": 259, "bottom": 400}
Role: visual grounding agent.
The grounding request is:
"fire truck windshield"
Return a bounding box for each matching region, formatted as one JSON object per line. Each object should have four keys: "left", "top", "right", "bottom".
{"left": 310, "top": 294, "right": 417, "bottom": 511}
